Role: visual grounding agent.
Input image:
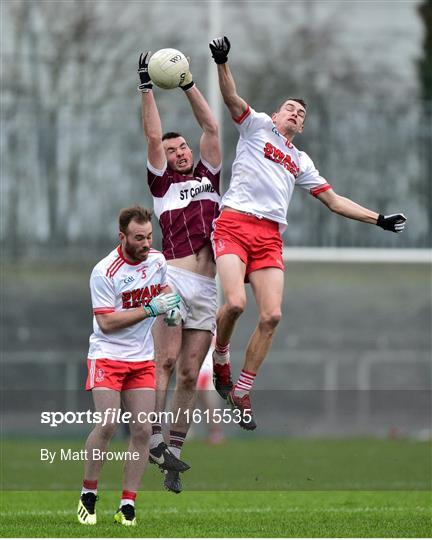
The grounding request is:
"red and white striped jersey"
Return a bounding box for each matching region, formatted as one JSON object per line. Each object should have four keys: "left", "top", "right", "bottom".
{"left": 222, "top": 105, "right": 332, "bottom": 231}
{"left": 147, "top": 158, "right": 220, "bottom": 260}
{"left": 88, "top": 246, "right": 168, "bottom": 362}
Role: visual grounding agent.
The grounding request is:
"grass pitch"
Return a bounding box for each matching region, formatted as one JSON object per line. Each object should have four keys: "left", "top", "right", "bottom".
{"left": 1, "top": 490, "right": 431, "bottom": 537}
{"left": 1, "top": 437, "right": 431, "bottom": 537}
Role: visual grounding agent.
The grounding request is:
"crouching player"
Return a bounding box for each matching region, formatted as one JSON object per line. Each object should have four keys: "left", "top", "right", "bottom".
{"left": 77, "top": 206, "right": 186, "bottom": 527}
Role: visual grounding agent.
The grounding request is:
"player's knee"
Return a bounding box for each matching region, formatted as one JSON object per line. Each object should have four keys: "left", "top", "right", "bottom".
{"left": 98, "top": 422, "right": 117, "bottom": 441}
{"left": 225, "top": 294, "right": 246, "bottom": 318}
{"left": 130, "top": 423, "right": 151, "bottom": 446}
{"left": 159, "top": 354, "right": 177, "bottom": 374}
{"left": 259, "top": 310, "right": 282, "bottom": 331}
{"left": 177, "top": 366, "right": 200, "bottom": 390}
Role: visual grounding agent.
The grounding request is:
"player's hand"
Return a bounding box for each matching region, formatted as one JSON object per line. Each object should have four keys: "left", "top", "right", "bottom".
{"left": 209, "top": 36, "right": 231, "bottom": 64}
{"left": 164, "top": 306, "right": 182, "bottom": 326}
{"left": 179, "top": 60, "right": 194, "bottom": 91}
{"left": 377, "top": 213, "right": 407, "bottom": 233}
{"left": 144, "top": 293, "right": 181, "bottom": 317}
{"left": 138, "top": 52, "right": 153, "bottom": 92}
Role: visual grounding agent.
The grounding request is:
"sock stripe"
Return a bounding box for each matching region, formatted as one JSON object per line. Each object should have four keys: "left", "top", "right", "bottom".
{"left": 215, "top": 341, "right": 230, "bottom": 355}
{"left": 239, "top": 373, "right": 255, "bottom": 382}
{"left": 83, "top": 479, "right": 98, "bottom": 490}
{"left": 152, "top": 423, "right": 162, "bottom": 435}
{"left": 170, "top": 430, "right": 186, "bottom": 438}
{"left": 121, "top": 490, "right": 136, "bottom": 501}
{"left": 170, "top": 430, "right": 186, "bottom": 449}
{"left": 234, "top": 369, "right": 256, "bottom": 395}
{"left": 170, "top": 437, "right": 185, "bottom": 446}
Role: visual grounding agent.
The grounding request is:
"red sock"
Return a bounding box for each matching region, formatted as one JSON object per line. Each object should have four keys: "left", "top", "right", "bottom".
{"left": 121, "top": 490, "right": 137, "bottom": 507}
{"left": 81, "top": 479, "right": 98, "bottom": 495}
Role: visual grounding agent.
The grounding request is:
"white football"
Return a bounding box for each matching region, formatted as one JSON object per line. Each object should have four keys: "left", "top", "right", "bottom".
{"left": 148, "top": 48, "right": 189, "bottom": 90}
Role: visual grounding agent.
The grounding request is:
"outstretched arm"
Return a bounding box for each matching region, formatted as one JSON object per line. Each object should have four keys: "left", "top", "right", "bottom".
{"left": 317, "top": 188, "right": 406, "bottom": 233}
{"left": 138, "top": 52, "right": 166, "bottom": 170}
{"left": 209, "top": 36, "right": 248, "bottom": 120}
{"left": 182, "top": 84, "right": 221, "bottom": 169}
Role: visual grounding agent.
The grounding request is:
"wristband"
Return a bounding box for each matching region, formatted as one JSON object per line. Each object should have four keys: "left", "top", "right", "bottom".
{"left": 138, "top": 84, "right": 153, "bottom": 93}
{"left": 180, "top": 81, "right": 195, "bottom": 92}
{"left": 376, "top": 214, "right": 385, "bottom": 227}
{"left": 143, "top": 304, "right": 155, "bottom": 317}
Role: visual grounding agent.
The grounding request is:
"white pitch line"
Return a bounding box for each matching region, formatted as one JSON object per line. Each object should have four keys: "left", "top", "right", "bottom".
{"left": 282, "top": 247, "right": 432, "bottom": 264}
{"left": 1, "top": 506, "right": 430, "bottom": 518}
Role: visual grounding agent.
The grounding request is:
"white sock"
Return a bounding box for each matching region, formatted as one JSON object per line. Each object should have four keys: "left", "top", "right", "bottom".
{"left": 120, "top": 498, "right": 135, "bottom": 507}
{"left": 213, "top": 350, "right": 230, "bottom": 365}
{"left": 150, "top": 432, "right": 164, "bottom": 449}
{"left": 169, "top": 445, "right": 181, "bottom": 459}
{"left": 81, "top": 488, "right": 97, "bottom": 496}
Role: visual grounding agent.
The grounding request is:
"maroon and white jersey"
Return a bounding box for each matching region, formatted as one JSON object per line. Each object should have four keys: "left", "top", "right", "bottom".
{"left": 222, "top": 105, "right": 332, "bottom": 231}
{"left": 88, "top": 246, "right": 168, "bottom": 362}
{"left": 147, "top": 158, "right": 221, "bottom": 260}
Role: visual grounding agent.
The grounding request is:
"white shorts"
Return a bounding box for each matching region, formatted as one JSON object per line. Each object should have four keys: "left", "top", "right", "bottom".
{"left": 167, "top": 266, "right": 217, "bottom": 333}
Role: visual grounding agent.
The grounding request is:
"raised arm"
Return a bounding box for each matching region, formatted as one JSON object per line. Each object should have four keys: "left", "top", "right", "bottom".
{"left": 209, "top": 36, "right": 248, "bottom": 120}
{"left": 181, "top": 81, "right": 221, "bottom": 168}
{"left": 138, "top": 52, "right": 166, "bottom": 170}
{"left": 317, "top": 188, "right": 407, "bottom": 233}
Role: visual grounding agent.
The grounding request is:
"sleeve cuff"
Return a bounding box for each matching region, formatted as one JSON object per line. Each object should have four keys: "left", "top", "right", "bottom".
{"left": 200, "top": 156, "right": 221, "bottom": 175}
{"left": 310, "top": 183, "right": 332, "bottom": 197}
{"left": 147, "top": 160, "right": 167, "bottom": 177}
{"left": 93, "top": 307, "right": 115, "bottom": 314}
{"left": 232, "top": 105, "right": 251, "bottom": 125}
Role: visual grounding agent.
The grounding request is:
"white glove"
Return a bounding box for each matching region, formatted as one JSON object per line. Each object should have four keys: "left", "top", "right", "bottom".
{"left": 144, "top": 293, "right": 181, "bottom": 317}
{"left": 164, "top": 306, "right": 182, "bottom": 326}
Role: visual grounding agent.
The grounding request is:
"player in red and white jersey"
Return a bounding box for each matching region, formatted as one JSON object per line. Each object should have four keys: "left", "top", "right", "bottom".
{"left": 137, "top": 52, "right": 221, "bottom": 493}
{"left": 78, "top": 206, "right": 187, "bottom": 527}
{"left": 209, "top": 36, "right": 407, "bottom": 430}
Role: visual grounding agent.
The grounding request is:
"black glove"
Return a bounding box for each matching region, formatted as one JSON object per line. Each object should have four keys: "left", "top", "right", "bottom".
{"left": 179, "top": 59, "right": 194, "bottom": 92}
{"left": 376, "top": 213, "right": 407, "bottom": 233}
{"left": 209, "top": 36, "right": 231, "bottom": 64}
{"left": 137, "top": 52, "right": 153, "bottom": 92}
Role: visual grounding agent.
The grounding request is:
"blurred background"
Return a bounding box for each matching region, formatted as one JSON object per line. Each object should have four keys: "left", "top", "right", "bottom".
{"left": 1, "top": 0, "right": 431, "bottom": 489}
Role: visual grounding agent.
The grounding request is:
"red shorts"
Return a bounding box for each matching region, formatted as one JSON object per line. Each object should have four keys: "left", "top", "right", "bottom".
{"left": 212, "top": 210, "right": 284, "bottom": 278}
{"left": 85, "top": 358, "right": 156, "bottom": 391}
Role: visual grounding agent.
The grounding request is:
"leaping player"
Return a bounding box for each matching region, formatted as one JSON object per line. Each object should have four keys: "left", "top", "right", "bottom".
{"left": 138, "top": 52, "right": 221, "bottom": 493}
{"left": 77, "top": 206, "right": 183, "bottom": 526}
{"left": 209, "top": 36, "right": 407, "bottom": 430}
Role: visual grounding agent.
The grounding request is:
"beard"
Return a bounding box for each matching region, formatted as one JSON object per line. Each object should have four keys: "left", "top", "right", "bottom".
{"left": 172, "top": 159, "right": 194, "bottom": 175}
{"left": 181, "top": 165, "right": 194, "bottom": 175}
{"left": 125, "top": 241, "right": 149, "bottom": 262}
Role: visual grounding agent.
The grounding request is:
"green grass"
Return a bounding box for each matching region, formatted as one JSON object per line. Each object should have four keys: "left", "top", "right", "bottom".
{"left": 1, "top": 490, "right": 431, "bottom": 537}
{"left": 1, "top": 438, "right": 431, "bottom": 536}
{"left": 1, "top": 438, "right": 430, "bottom": 491}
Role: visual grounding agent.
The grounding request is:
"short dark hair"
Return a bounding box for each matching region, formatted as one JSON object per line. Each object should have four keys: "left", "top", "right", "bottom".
{"left": 277, "top": 98, "right": 307, "bottom": 111}
{"left": 118, "top": 205, "right": 152, "bottom": 234}
{"left": 162, "top": 132, "right": 182, "bottom": 141}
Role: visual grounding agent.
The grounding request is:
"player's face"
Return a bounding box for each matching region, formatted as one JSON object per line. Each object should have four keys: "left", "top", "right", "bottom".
{"left": 272, "top": 100, "right": 306, "bottom": 138}
{"left": 163, "top": 136, "right": 194, "bottom": 175}
{"left": 119, "top": 220, "right": 153, "bottom": 262}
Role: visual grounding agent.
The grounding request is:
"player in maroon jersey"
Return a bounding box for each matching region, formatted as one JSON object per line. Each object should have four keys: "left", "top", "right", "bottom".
{"left": 137, "top": 52, "right": 221, "bottom": 493}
